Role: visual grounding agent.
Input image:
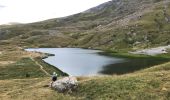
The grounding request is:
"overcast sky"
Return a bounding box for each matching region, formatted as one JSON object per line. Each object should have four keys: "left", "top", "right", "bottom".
{"left": 0, "top": 0, "right": 110, "bottom": 25}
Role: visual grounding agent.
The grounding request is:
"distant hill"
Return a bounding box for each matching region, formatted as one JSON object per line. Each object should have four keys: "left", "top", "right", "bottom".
{"left": 0, "top": 0, "right": 170, "bottom": 50}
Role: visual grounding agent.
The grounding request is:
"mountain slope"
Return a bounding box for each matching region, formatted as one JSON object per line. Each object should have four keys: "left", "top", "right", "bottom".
{"left": 0, "top": 0, "right": 170, "bottom": 50}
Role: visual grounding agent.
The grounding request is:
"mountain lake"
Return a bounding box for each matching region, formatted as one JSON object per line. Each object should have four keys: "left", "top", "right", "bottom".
{"left": 26, "top": 48, "right": 169, "bottom": 76}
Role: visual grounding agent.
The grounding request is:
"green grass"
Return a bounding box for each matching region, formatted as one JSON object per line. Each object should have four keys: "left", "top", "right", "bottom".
{"left": 72, "top": 72, "right": 170, "bottom": 100}
{"left": 0, "top": 58, "right": 47, "bottom": 80}
{"left": 0, "top": 57, "right": 67, "bottom": 80}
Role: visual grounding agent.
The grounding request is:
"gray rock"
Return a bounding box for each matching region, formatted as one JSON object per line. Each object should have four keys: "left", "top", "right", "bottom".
{"left": 51, "top": 77, "right": 78, "bottom": 93}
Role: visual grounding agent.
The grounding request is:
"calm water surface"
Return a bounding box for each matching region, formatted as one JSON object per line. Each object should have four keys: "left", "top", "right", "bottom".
{"left": 26, "top": 48, "right": 169, "bottom": 76}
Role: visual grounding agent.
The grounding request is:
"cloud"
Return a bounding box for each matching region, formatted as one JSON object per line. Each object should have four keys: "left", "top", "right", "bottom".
{"left": 0, "top": 0, "right": 110, "bottom": 25}
{"left": 0, "top": 5, "right": 5, "bottom": 8}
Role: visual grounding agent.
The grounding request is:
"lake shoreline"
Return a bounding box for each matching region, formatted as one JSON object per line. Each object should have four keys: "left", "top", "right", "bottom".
{"left": 36, "top": 57, "right": 69, "bottom": 76}
{"left": 26, "top": 48, "right": 125, "bottom": 76}
{"left": 26, "top": 48, "right": 170, "bottom": 76}
{"left": 24, "top": 49, "right": 69, "bottom": 76}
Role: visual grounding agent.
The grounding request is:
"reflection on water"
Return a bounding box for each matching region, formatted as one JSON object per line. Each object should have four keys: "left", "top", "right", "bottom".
{"left": 100, "top": 58, "right": 169, "bottom": 75}
{"left": 26, "top": 48, "right": 169, "bottom": 76}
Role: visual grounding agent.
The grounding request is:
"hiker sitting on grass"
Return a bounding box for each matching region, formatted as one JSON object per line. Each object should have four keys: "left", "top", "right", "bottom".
{"left": 51, "top": 72, "right": 58, "bottom": 87}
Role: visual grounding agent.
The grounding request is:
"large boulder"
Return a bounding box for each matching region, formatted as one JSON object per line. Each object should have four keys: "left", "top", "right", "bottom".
{"left": 50, "top": 77, "right": 78, "bottom": 93}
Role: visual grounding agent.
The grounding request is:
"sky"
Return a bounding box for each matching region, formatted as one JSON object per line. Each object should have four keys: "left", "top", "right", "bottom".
{"left": 0, "top": 0, "right": 110, "bottom": 25}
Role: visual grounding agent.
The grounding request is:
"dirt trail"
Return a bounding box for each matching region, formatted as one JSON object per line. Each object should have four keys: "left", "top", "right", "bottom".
{"left": 30, "top": 57, "right": 51, "bottom": 76}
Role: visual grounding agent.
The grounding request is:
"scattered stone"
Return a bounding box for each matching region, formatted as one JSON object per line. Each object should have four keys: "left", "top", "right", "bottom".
{"left": 159, "top": 73, "right": 164, "bottom": 76}
{"left": 155, "top": 73, "right": 164, "bottom": 77}
{"left": 133, "top": 33, "right": 137, "bottom": 36}
{"left": 131, "top": 45, "right": 170, "bottom": 55}
{"left": 133, "top": 41, "right": 141, "bottom": 45}
{"left": 88, "top": 47, "right": 92, "bottom": 49}
{"left": 50, "top": 77, "right": 78, "bottom": 93}
{"left": 161, "top": 87, "right": 167, "bottom": 91}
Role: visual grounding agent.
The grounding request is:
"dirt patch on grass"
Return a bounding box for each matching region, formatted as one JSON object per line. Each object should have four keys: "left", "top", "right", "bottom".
{"left": 21, "top": 51, "right": 42, "bottom": 58}
{"left": 0, "top": 61, "right": 15, "bottom": 65}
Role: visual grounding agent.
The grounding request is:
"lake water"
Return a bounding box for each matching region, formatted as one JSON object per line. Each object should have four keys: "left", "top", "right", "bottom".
{"left": 26, "top": 48, "right": 169, "bottom": 76}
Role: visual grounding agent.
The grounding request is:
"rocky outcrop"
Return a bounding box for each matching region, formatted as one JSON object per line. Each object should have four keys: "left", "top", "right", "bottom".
{"left": 50, "top": 77, "right": 78, "bottom": 93}
{"left": 130, "top": 45, "right": 170, "bottom": 55}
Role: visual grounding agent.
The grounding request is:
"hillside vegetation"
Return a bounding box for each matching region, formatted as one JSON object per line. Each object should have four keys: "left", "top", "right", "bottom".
{"left": 0, "top": 0, "right": 169, "bottom": 50}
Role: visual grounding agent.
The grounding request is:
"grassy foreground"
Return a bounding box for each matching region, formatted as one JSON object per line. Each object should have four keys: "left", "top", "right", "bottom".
{"left": 0, "top": 62, "right": 170, "bottom": 100}
{"left": 0, "top": 45, "right": 170, "bottom": 100}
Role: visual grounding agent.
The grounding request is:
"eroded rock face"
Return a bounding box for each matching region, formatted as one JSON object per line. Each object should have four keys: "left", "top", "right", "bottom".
{"left": 51, "top": 77, "right": 78, "bottom": 93}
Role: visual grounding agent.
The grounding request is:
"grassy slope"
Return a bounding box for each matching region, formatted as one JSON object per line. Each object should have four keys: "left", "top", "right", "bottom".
{"left": 75, "top": 71, "right": 170, "bottom": 100}
{"left": 0, "top": 62, "right": 170, "bottom": 100}
{"left": 74, "top": 1, "right": 170, "bottom": 50}
{"left": 0, "top": 45, "right": 66, "bottom": 80}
